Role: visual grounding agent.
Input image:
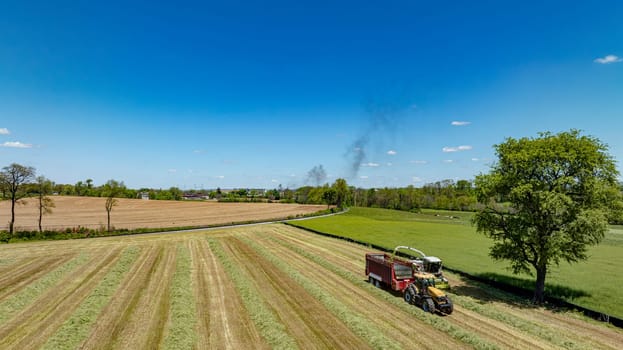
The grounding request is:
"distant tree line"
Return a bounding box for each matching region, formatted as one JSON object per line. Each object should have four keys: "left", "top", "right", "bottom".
{"left": 3, "top": 159, "right": 623, "bottom": 243}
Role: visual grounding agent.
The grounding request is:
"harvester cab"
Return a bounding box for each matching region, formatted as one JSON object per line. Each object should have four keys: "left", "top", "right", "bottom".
{"left": 392, "top": 246, "right": 450, "bottom": 289}
{"left": 421, "top": 256, "right": 450, "bottom": 289}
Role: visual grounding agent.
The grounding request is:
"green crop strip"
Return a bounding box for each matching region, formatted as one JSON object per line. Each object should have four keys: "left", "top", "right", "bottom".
{"left": 268, "top": 234, "right": 499, "bottom": 350}
{"left": 162, "top": 243, "right": 197, "bottom": 350}
{"left": 239, "top": 235, "right": 403, "bottom": 350}
{"left": 41, "top": 246, "right": 140, "bottom": 350}
{"left": 0, "top": 253, "right": 90, "bottom": 324}
{"left": 208, "top": 238, "right": 297, "bottom": 350}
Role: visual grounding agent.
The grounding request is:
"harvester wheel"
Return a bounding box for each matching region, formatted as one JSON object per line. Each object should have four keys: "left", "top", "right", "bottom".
{"left": 423, "top": 298, "right": 435, "bottom": 314}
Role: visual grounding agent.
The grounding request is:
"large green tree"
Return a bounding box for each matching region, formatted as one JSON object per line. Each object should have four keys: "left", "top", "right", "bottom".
{"left": 1, "top": 163, "right": 36, "bottom": 235}
{"left": 473, "top": 130, "right": 622, "bottom": 303}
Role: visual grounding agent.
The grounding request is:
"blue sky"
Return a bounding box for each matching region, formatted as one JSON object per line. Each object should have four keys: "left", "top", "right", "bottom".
{"left": 1, "top": 1, "right": 622, "bottom": 189}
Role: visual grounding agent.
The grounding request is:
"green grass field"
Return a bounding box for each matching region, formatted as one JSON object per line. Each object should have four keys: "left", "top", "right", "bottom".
{"left": 290, "top": 207, "right": 623, "bottom": 319}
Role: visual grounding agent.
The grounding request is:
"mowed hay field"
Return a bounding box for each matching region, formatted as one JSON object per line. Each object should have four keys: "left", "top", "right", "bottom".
{"left": 0, "top": 196, "right": 326, "bottom": 231}
{"left": 1, "top": 224, "right": 622, "bottom": 350}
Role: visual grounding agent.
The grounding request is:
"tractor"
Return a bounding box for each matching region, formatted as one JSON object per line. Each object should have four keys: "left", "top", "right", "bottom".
{"left": 403, "top": 272, "right": 453, "bottom": 314}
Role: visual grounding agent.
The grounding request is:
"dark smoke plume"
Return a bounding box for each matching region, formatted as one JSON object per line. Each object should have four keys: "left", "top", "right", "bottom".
{"left": 345, "top": 96, "right": 408, "bottom": 180}
{"left": 307, "top": 164, "right": 327, "bottom": 186}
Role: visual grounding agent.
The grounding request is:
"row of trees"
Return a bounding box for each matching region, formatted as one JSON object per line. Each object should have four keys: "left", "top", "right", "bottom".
{"left": 0, "top": 164, "right": 126, "bottom": 235}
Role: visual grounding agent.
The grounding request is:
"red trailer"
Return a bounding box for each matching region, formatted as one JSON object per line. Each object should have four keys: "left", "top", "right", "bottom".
{"left": 365, "top": 253, "right": 415, "bottom": 292}
{"left": 365, "top": 251, "right": 454, "bottom": 314}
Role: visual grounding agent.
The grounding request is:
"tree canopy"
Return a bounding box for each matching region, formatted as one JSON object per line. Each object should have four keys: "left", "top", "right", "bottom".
{"left": 473, "top": 130, "right": 622, "bottom": 303}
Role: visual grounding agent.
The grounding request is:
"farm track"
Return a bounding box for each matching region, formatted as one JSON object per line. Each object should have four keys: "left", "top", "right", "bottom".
{"left": 221, "top": 235, "right": 371, "bottom": 350}
{"left": 0, "top": 223, "right": 621, "bottom": 349}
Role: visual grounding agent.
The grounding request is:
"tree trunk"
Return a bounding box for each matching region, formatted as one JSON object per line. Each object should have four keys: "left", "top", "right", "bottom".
{"left": 107, "top": 209, "right": 111, "bottom": 232}
{"left": 533, "top": 265, "right": 547, "bottom": 304}
{"left": 39, "top": 194, "right": 43, "bottom": 232}
{"left": 9, "top": 193, "right": 15, "bottom": 235}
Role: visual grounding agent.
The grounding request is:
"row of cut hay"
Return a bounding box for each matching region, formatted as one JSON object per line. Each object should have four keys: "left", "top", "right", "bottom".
{"left": 162, "top": 242, "right": 197, "bottom": 349}
{"left": 208, "top": 238, "right": 297, "bottom": 350}
{"left": 0, "top": 253, "right": 90, "bottom": 324}
{"left": 238, "top": 235, "right": 401, "bottom": 350}
{"left": 266, "top": 232, "right": 498, "bottom": 350}
{"left": 0, "top": 247, "right": 124, "bottom": 349}
{"left": 42, "top": 246, "right": 141, "bottom": 350}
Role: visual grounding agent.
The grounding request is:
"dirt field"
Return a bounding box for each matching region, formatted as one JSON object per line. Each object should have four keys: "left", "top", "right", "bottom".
{"left": 0, "top": 224, "right": 621, "bottom": 349}
{"left": 0, "top": 196, "right": 327, "bottom": 231}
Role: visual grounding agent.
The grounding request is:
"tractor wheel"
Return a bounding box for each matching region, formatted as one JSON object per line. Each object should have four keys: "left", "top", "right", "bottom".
{"left": 423, "top": 298, "right": 435, "bottom": 314}
{"left": 445, "top": 300, "right": 454, "bottom": 315}
{"left": 404, "top": 288, "right": 415, "bottom": 304}
{"left": 375, "top": 279, "right": 381, "bottom": 288}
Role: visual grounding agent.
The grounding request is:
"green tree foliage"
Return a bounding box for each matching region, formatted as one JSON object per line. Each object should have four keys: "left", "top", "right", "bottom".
{"left": 322, "top": 188, "right": 337, "bottom": 209}
{"left": 473, "top": 130, "right": 622, "bottom": 303}
{"left": 0, "top": 163, "right": 36, "bottom": 235}
{"left": 332, "top": 178, "right": 350, "bottom": 208}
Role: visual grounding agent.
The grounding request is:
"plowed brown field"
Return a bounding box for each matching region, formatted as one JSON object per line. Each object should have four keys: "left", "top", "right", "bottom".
{"left": 0, "top": 223, "right": 621, "bottom": 349}
{"left": 0, "top": 196, "right": 326, "bottom": 231}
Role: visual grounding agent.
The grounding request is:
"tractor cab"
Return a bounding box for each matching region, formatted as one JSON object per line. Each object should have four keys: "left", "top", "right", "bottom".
{"left": 413, "top": 272, "right": 437, "bottom": 293}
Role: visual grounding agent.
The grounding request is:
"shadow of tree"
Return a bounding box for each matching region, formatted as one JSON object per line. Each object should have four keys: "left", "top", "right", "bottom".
{"left": 448, "top": 271, "right": 590, "bottom": 311}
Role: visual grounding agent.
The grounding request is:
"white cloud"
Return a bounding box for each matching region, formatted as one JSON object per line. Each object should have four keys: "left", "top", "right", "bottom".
{"left": 412, "top": 176, "right": 423, "bottom": 182}
{"left": 167, "top": 169, "right": 177, "bottom": 173}
{"left": 387, "top": 150, "right": 397, "bottom": 155}
{"left": 471, "top": 158, "right": 480, "bottom": 161}
{"left": 443, "top": 145, "right": 472, "bottom": 152}
{"left": 216, "top": 175, "right": 225, "bottom": 179}
{"left": 0, "top": 128, "right": 9, "bottom": 135}
{"left": 594, "top": 54, "right": 622, "bottom": 64}
{"left": 360, "top": 175, "right": 369, "bottom": 179}
{"left": 451, "top": 121, "right": 471, "bottom": 126}
{"left": 1, "top": 141, "right": 32, "bottom": 148}
{"left": 410, "top": 160, "right": 428, "bottom": 164}
{"left": 443, "top": 159, "right": 454, "bottom": 163}
{"left": 362, "top": 162, "right": 380, "bottom": 167}
{"left": 271, "top": 179, "right": 278, "bottom": 183}
{"left": 387, "top": 162, "right": 393, "bottom": 166}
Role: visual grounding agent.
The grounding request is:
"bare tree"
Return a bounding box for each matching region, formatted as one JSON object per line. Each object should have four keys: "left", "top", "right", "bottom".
{"left": 102, "top": 180, "right": 124, "bottom": 232}
{"left": 0, "top": 163, "right": 35, "bottom": 235}
{"left": 35, "top": 176, "right": 55, "bottom": 232}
